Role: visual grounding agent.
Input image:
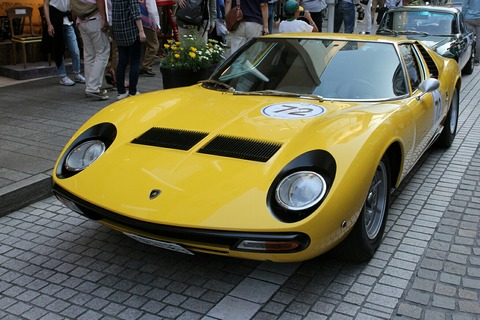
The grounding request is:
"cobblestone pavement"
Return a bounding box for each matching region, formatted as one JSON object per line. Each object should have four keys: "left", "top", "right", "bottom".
{"left": 1, "top": 36, "right": 480, "bottom": 320}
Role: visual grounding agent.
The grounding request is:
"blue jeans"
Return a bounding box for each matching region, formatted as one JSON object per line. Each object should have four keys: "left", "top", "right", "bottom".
{"left": 117, "top": 39, "right": 142, "bottom": 95}
{"left": 268, "top": 1, "right": 277, "bottom": 34}
{"left": 58, "top": 24, "right": 81, "bottom": 78}
{"left": 334, "top": 2, "right": 356, "bottom": 34}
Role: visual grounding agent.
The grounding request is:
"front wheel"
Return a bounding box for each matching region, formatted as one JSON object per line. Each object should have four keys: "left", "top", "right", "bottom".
{"left": 333, "top": 156, "right": 391, "bottom": 262}
{"left": 436, "top": 87, "right": 459, "bottom": 148}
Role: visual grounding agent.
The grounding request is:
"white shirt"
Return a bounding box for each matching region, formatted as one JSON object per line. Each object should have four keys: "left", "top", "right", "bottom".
{"left": 279, "top": 19, "right": 314, "bottom": 33}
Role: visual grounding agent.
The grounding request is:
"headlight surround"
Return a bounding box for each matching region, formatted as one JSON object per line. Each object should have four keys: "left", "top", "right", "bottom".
{"left": 65, "top": 140, "right": 106, "bottom": 171}
{"left": 275, "top": 171, "right": 327, "bottom": 211}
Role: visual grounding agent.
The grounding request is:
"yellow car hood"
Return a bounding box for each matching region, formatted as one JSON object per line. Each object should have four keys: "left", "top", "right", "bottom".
{"left": 55, "top": 86, "right": 398, "bottom": 231}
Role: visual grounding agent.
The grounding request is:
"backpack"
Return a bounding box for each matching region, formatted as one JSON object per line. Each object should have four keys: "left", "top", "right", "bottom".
{"left": 176, "top": 0, "right": 209, "bottom": 26}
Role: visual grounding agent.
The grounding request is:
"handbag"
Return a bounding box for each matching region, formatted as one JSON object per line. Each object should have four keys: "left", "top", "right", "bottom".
{"left": 225, "top": 0, "right": 243, "bottom": 31}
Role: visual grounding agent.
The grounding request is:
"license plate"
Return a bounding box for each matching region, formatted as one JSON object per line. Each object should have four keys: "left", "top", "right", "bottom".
{"left": 124, "top": 233, "right": 194, "bottom": 255}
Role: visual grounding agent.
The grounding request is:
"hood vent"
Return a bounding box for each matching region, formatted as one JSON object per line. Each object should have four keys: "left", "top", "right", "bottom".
{"left": 198, "top": 135, "right": 282, "bottom": 162}
{"left": 132, "top": 127, "right": 208, "bottom": 150}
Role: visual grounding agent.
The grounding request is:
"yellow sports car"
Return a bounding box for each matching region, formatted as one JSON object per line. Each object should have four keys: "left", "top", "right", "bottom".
{"left": 52, "top": 33, "right": 461, "bottom": 262}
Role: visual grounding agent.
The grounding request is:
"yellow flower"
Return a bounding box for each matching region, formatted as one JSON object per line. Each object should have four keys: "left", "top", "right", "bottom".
{"left": 190, "top": 47, "right": 197, "bottom": 52}
{"left": 174, "top": 53, "right": 180, "bottom": 59}
{"left": 189, "top": 52, "right": 196, "bottom": 58}
{"left": 164, "top": 44, "right": 170, "bottom": 49}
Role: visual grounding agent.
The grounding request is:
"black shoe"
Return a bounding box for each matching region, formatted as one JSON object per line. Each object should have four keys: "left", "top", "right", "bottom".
{"left": 140, "top": 69, "right": 155, "bottom": 77}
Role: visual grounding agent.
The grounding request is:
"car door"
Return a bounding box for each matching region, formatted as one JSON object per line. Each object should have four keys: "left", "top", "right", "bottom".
{"left": 399, "top": 44, "right": 441, "bottom": 162}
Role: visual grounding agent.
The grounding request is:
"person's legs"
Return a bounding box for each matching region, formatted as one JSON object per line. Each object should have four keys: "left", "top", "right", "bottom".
{"left": 268, "top": 1, "right": 276, "bottom": 34}
{"left": 117, "top": 45, "right": 129, "bottom": 95}
{"left": 362, "top": 0, "right": 372, "bottom": 33}
{"left": 88, "top": 19, "right": 110, "bottom": 93}
{"left": 334, "top": 4, "right": 344, "bottom": 33}
{"left": 229, "top": 22, "right": 248, "bottom": 55}
{"left": 63, "top": 24, "right": 82, "bottom": 75}
{"left": 78, "top": 23, "right": 95, "bottom": 92}
{"left": 128, "top": 39, "right": 143, "bottom": 95}
{"left": 310, "top": 11, "right": 323, "bottom": 32}
{"left": 343, "top": 3, "right": 356, "bottom": 33}
{"left": 141, "top": 27, "right": 159, "bottom": 73}
{"left": 466, "top": 19, "right": 480, "bottom": 62}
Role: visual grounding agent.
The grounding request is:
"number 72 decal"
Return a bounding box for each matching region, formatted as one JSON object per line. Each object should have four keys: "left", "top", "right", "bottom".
{"left": 262, "top": 103, "right": 326, "bottom": 119}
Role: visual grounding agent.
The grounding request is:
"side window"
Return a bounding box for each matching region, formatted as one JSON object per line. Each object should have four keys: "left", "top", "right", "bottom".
{"left": 399, "top": 44, "right": 422, "bottom": 92}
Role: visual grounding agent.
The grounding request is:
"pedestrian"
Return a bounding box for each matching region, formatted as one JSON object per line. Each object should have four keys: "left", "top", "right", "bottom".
{"left": 139, "top": 0, "right": 161, "bottom": 76}
{"left": 267, "top": 0, "right": 277, "bottom": 33}
{"left": 359, "top": 0, "right": 372, "bottom": 34}
{"left": 176, "top": 0, "right": 217, "bottom": 44}
{"left": 279, "top": 0, "right": 318, "bottom": 33}
{"left": 209, "top": 0, "right": 228, "bottom": 43}
{"left": 225, "top": 0, "right": 269, "bottom": 54}
{"left": 371, "top": 0, "right": 384, "bottom": 24}
{"left": 333, "top": 0, "right": 356, "bottom": 34}
{"left": 299, "top": 0, "right": 326, "bottom": 32}
{"left": 112, "top": 0, "right": 147, "bottom": 100}
{"left": 43, "top": 0, "right": 85, "bottom": 86}
{"left": 75, "top": 0, "right": 111, "bottom": 100}
{"left": 463, "top": 0, "right": 480, "bottom": 64}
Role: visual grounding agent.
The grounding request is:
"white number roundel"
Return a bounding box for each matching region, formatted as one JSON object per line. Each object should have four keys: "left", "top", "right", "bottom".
{"left": 262, "top": 103, "right": 326, "bottom": 119}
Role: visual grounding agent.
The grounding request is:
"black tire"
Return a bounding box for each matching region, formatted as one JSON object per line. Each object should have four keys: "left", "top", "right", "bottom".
{"left": 462, "top": 47, "right": 475, "bottom": 75}
{"left": 333, "top": 156, "right": 391, "bottom": 262}
{"left": 436, "top": 87, "right": 459, "bottom": 148}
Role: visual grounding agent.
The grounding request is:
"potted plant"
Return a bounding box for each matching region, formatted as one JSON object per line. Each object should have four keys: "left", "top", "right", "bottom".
{"left": 159, "top": 31, "right": 226, "bottom": 89}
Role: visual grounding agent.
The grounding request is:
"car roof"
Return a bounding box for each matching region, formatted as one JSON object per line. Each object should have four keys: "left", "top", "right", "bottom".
{"left": 264, "top": 32, "right": 418, "bottom": 45}
{"left": 386, "top": 5, "right": 460, "bottom": 14}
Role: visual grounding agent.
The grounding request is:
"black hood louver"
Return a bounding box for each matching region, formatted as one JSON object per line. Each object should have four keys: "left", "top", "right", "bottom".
{"left": 131, "top": 127, "right": 208, "bottom": 150}
{"left": 199, "top": 135, "right": 282, "bottom": 162}
{"left": 131, "top": 128, "right": 282, "bottom": 162}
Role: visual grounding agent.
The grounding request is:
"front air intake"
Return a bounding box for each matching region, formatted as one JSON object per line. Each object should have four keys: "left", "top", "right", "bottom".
{"left": 131, "top": 127, "right": 209, "bottom": 150}
{"left": 198, "top": 135, "right": 282, "bottom": 162}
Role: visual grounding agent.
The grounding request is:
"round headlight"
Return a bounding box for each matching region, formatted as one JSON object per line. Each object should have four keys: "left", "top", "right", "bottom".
{"left": 65, "top": 140, "right": 106, "bottom": 172}
{"left": 275, "top": 171, "right": 327, "bottom": 211}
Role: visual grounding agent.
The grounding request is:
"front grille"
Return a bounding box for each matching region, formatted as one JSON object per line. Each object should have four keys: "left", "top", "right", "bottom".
{"left": 131, "top": 127, "right": 208, "bottom": 150}
{"left": 198, "top": 135, "right": 282, "bottom": 162}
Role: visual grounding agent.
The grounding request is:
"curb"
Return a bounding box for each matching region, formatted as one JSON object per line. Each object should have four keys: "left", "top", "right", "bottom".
{"left": 0, "top": 173, "right": 53, "bottom": 217}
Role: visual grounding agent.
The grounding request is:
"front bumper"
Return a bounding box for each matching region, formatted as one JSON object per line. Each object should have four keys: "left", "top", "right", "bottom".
{"left": 52, "top": 184, "right": 311, "bottom": 259}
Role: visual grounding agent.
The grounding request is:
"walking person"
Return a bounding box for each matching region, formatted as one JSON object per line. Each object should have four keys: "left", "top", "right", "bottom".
{"left": 75, "top": 0, "right": 111, "bottom": 100}
{"left": 139, "top": 0, "right": 161, "bottom": 76}
{"left": 176, "top": 0, "right": 217, "bottom": 44}
{"left": 333, "top": 0, "right": 356, "bottom": 34}
{"left": 225, "top": 0, "right": 269, "bottom": 54}
{"left": 279, "top": 0, "right": 318, "bottom": 33}
{"left": 112, "top": 0, "right": 147, "bottom": 100}
{"left": 43, "top": 0, "right": 85, "bottom": 86}
{"left": 463, "top": 0, "right": 480, "bottom": 65}
{"left": 300, "top": 0, "right": 326, "bottom": 32}
{"left": 359, "top": 0, "right": 372, "bottom": 34}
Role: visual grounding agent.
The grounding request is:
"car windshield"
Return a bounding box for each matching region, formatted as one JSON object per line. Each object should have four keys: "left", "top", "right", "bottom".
{"left": 208, "top": 38, "right": 405, "bottom": 100}
{"left": 382, "top": 11, "right": 456, "bottom": 35}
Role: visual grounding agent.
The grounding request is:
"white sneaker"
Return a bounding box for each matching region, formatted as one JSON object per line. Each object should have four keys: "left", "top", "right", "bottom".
{"left": 129, "top": 91, "right": 141, "bottom": 96}
{"left": 117, "top": 92, "right": 129, "bottom": 100}
{"left": 74, "top": 74, "right": 85, "bottom": 83}
{"left": 60, "top": 76, "right": 75, "bottom": 86}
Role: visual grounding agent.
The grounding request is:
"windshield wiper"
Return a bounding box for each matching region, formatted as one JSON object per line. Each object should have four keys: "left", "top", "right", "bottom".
{"left": 234, "top": 90, "right": 324, "bottom": 102}
{"left": 200, "top": 79, "right": 235, "bottom": 92}
{"left": 378, "top": 28, "right": 398, "bottom": 36}
{"left": 399, "top": 30, "right": 430, "bottom": 36}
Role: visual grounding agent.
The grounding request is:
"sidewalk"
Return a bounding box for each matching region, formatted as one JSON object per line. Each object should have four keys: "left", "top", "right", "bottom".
{"left": 0, "top": 71, "right": 165, "bottom": 215}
